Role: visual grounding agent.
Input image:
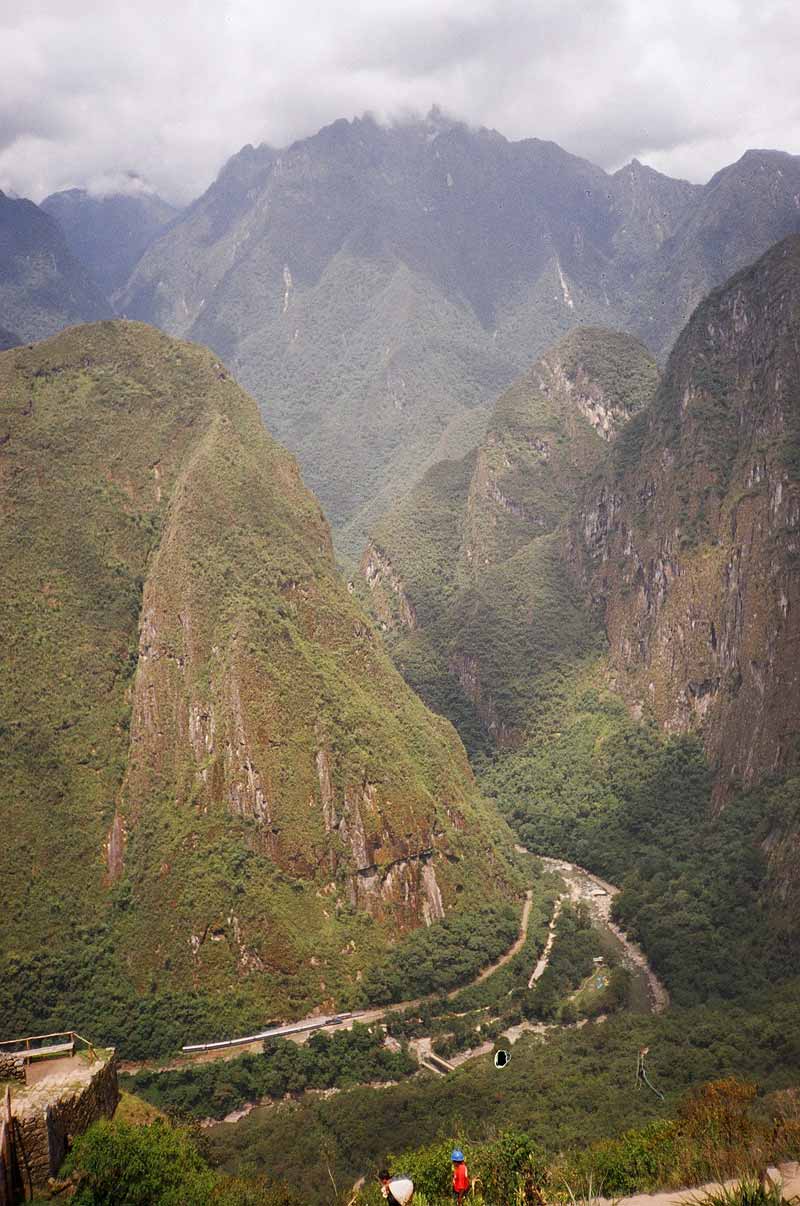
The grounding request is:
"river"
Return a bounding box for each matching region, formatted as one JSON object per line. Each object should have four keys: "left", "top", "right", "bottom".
{"left": 534, "top": 854, "right": 669, "bottom": 1014}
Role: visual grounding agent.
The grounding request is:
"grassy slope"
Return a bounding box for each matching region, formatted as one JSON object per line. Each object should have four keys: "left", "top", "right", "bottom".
{"left": 0, "top": 320, "right": 520, "bottom": 1053}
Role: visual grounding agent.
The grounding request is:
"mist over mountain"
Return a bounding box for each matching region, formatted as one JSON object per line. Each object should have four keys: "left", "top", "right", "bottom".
{"left": 3, "top": 92, "right": 800, "bottom": 1203}
{"left": 112, "top": 115, "right": 800, "bottom": 551}
{"left": 41, "top": 182, "right": 178, "bottom": 297}
{"left": 0, "top": 189, "right": 111, "bottom": 343}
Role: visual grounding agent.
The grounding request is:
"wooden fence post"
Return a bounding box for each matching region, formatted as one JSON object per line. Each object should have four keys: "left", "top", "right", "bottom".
{"left": 1, "top": 1084, "right": 13, "bottom": 1206}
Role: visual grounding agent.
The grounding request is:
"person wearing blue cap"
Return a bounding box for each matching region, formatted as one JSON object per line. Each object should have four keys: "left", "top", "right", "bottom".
{"left": 451, "top": 1149, "right": 470, "bottom": 1201}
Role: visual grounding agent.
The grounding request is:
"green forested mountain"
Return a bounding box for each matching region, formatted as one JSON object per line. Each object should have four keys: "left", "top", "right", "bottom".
{"left": 367, "top": 239, "right": 800, "bottom": 807}
{"left": 360, "top": 327, "right": 658, "bottom": 750}
{"left": 116, "top": 115, "right": 799, "bottom": 551}
{"left": 41, "top": 182, "right": 178, "bottom": 298}
{"left": 364, "top": 246, "right": 800, "bottom": 1003}
{"left": 0, "top": 320, "right": 518, "bottom": 1052}
{"left": 0, "top": 190, "right": 111, "bottom": 343}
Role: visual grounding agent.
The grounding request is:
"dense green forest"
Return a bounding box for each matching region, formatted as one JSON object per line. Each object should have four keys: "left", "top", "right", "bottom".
{"left": 481, "top": 682, "right": 800, "bottom": 1003}
{"left": 122, "top": 1025, "right": 417, "bottom": 1121}
{"left": 0, "top": 900, "right": 528, "bottom": 1061}
{"left": 357, "top": 900, "right": 520, "bottom": 1006}
{"left": 61, "top": 1073, "right": 800, "bottom": 1204}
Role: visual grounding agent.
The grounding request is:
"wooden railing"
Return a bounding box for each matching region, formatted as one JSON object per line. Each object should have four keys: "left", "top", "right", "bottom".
{"left": 0, "top": 1031, "right": 96, "bottom": 1062}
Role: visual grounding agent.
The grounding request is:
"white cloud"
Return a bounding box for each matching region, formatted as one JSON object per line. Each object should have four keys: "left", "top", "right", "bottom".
{"left": 84, "top": 172, "right": 157, "bottom": 199}
{"left": 0, "top": 0, "right": 798, "bottom": 203}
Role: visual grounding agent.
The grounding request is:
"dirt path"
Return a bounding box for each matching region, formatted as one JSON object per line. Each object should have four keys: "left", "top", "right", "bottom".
{"left": 122, "top": 854, "right": 669, "bottom": 1082}
{"left": 461, "top": 889, "right": 533, "bottom": 990}
{"left": 528, "top": 894, "right": 563, "bottom": 988}
{"left": 597, "top": 1163, "right": 800, "bottom": 1206}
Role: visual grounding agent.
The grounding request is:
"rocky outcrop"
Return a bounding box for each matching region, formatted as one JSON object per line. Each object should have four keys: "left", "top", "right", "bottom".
{"left": 573, "top": 237, "right": 800, "bottom": 800}
{"left": 449, "top": 651, "right": 520, "bottom": 748}
{"left": 360, "top": 542, "right": 417, "bottom": 630}
{"left": 312, "top": 752, "right": 449, "bottom": 925}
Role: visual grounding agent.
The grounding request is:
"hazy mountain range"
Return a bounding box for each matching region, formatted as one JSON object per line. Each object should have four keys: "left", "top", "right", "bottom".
{"left": 41, "top": 181, "right": 178, "bottom": 297}
{"left": 3, "top": 114, "right": 799, "bottom": 554}
{"left": 0, "top": 189, "right": 111, "bottom": 342}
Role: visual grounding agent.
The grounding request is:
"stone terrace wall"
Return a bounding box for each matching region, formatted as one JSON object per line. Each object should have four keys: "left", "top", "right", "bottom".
{"left": 0, "top": 1056, "right": 24, "bottom": 1083}
{"left": 10, "top": 1053, "right": 118, "bottom": 1200}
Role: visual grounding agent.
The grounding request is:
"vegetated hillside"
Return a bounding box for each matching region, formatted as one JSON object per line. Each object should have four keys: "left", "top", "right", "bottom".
{"left": 359, "top": 328, "right": 658, "bottom": 749}
{"left": 573, "top": 235, "right": 800, "bottom": 811}
{"left": 0, "top": 190, "right": 111, "bottom": 343}
{"left": 117, "top": 115, "right": 800, "bottom": 552}
{"left": 364, "top": 286, "right": 800, "bottom": 1001}
{"left": 0, "top": 321, "right": 519, "bottom": 1049}
{"left": 117, "top": 113, "right": 692, "bottom": 550}
{"left": 42, "top": 182, "right": 178, "bottom": 297}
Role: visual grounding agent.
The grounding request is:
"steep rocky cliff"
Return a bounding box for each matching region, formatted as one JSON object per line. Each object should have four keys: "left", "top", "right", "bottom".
{"left": 0, "top": 321, "right": 516, "bottom": 1027}
{"left": 574, "top": 236, "right": 800, "bottom": 800}
{"left": 361, "top": 328, "right": 657, "bottom": 748}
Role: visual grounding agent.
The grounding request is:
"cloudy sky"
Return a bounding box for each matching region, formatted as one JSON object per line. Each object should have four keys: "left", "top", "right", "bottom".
{"left": 1, "top": 0, "right": 799, "bottom": 204}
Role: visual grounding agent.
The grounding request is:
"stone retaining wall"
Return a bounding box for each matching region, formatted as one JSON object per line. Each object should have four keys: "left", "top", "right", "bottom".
{"left": 0, "top": 1055, "right": 24, "bottom": 1083}
{"left": 10, "top": 1052, "right": 118, "bottom": 1200}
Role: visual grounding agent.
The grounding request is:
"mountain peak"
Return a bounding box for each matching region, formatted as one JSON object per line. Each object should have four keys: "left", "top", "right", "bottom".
{"left": 0, "top": 318, "right": 517, "bottom": 1032}
{"left": 41, "top": 184, "right": 177, "bottom": 297}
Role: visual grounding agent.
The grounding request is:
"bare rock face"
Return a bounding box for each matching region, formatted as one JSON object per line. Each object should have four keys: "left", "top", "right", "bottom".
{"left": 360, "top": 542, "right": 417, "bottom": 630}
{"left": 573, "top": 236, "right": 800, "bottom": 801}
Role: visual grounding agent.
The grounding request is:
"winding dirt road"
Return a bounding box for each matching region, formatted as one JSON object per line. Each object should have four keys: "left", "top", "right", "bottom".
{"left": 122, "top": 855, "right": 667, "bottom": 1078}
{"left": 120, "top": 888, "right": 538, "bottom": 1075}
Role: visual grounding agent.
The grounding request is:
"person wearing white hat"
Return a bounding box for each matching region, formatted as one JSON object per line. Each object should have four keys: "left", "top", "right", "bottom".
{"left": 378, "top": 1169, "right": 415, "bottom": 1203}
